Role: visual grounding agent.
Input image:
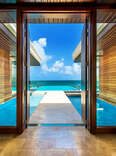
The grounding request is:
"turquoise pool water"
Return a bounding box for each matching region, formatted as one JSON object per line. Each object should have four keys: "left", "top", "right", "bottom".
{"left": 30, "top": 94, "right": 44, "bottom": 116}
{"left": 97, "top": 98, "right": 116, "bottom": 126}
{"left": 0, "top": 93, "right": 44, "bottom": 126}
{"left": 68, "top": 96, "right": 81, "bottom": 115}
{"left": 33, "top": 85, "right": 77, "bottom": 91}
{"left": 0, "top": 93, "right": 116, "bottom": 126}
{"left": 0, "top": 98, "right": 16, "bottom": 126}
{"left": 68, "top": 96, "right": 116, "bottom": 126}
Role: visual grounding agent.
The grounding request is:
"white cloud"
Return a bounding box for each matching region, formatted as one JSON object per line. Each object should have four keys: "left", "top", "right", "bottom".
{"left": 41, "top": 64, "right": 49, "bottom": 71}
{"left": 73, "top": 63, "right": 81, "bottom": 74}
{"left": 32, "top": 38, "right": 81, "bottom": 77}
{"left": 64, "top": 66, "right": 73, "bottom": 75}
{"left": 32, "top": 38, "right": 52, "bottom": 73}
{"left": 32, "top": 38, "right": 52, "bottom": 64}
{"left": 63, "top": 63, "right": 81, "bottom": 76}
{"left": 53, "top": 60, "right": 64, "bottom": 68}
{"left": 48, "top": 59, "right": 64, "bottom": 72}
{"left": 48, "top": 59, "right": 80, "bottom": 76}
{"left": 38, "top": 38, "right": 47, "bottom": 47}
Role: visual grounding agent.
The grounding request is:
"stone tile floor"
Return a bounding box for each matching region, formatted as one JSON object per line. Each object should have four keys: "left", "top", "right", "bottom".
{"left": 0, "top": 126, "right": 116, "bottom": 156}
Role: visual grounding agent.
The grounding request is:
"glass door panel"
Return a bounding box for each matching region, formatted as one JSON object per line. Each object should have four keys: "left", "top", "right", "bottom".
{"left": 0, "top": 10, "right": 17, "bottom": 126}
{"left": 96, "top": 9, "right": 116, "bottom": 127}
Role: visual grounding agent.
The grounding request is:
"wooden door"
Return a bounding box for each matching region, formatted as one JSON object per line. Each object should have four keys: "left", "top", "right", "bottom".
{"left": 87, "top": 12, "right": 96, "bottom": 134}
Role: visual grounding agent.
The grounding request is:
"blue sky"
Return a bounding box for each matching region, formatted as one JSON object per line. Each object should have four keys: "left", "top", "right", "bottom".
{"left": 29, "top": 24, "right": 83, "bottom": 80}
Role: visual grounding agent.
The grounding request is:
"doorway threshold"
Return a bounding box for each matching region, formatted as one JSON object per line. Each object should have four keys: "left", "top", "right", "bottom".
{"left": 27, "top": 123, "right": 85, "bottom": 127}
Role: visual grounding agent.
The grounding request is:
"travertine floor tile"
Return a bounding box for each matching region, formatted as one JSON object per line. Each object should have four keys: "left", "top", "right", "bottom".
{"left": 0, "top": 127, "right": 116, "bottom": 156}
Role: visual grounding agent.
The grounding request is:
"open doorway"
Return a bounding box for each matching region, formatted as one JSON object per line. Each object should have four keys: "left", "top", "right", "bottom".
{"left": 24, "top": 13, "right": 88, "bottom": 127}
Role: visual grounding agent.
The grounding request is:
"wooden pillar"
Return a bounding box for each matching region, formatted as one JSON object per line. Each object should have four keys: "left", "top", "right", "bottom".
{"left": 87, "top": 10, "right": 96, "bottom": 134}
{"left": 17, "top": 8, "right": 24, "bottom": 133}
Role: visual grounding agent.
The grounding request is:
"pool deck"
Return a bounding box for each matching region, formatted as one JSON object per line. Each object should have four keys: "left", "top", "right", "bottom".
{"left": 29, "top": 91, "right": 83, "bottom": 124}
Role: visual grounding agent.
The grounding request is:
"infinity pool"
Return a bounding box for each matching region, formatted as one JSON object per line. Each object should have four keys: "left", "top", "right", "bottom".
{"left": 0, "top": 93, "right": 116, "bottom": 126}
{"left": 68, "top": 96, "right": 81, "bottom": 115}
{"left": 0, "top": 93, "right": 44, "bottom": 126}
{"left": 97, "top": 98, "right": 116, "bottom": 126}
{"left": 68, "top": 96, "right": 116, "bottom": 126}
{"left": 30, "top": 93, "right": 44, "bottom": 116}
{"left": 31, "top": 85, "right": 77, "bottom": 91}
{"left": 0, "top": 98, "right": 16, "bottom": 126}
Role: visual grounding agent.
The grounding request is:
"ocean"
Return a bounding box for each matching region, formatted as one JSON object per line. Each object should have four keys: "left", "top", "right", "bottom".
{"left": 30, "top": 80, "right": 81, "bottom": 91}
{"left": 30, "top": 80, "right": 99, "bottom": 91}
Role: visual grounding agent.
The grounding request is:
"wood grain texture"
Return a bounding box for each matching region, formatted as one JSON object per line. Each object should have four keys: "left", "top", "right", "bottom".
{"left": 0, "top": 23, "right": 16, "bottom": 104}
{"left": 18, "top": 0, "right": 94, "bottom": 3}
{"left": 17, "top": 9, "right": 24, "bottom": 133}
{"left": 27, "top": 13, "right": 87, "bottom": 23}
{"left": 99, "top": 46, "right": 116, "bottom": 104}
{"left": 97, "top": 10, "right": 116, "bottom": 23}
{"left": 97, "top": 24, "right": 116, "bottom": 52}
{"left": 87, "top": 11, "right": 96, "bottom": 134}
{"left": 0, "top": 49, "right": 12, "bottom": 104}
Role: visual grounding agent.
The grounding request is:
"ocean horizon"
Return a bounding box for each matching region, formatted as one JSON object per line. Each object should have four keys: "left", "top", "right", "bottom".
{"left": 30, "top": 80, "right": 81, "bottom": 90}
{"left": 30, "top": 80, "right": 99, "bottom": 91}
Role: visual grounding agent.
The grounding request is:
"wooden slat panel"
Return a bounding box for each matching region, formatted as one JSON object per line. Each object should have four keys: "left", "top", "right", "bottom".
{"left": 18, "top": 0, "right": 94, "bottom": 3}
{"left": 0, "top": 28, "right": 16, "bottom": 52}
{"left": 5, "top": 0, "right": 116, "bottom": 3}
{"left": 97, "top": 10, "right": 116, "bottom": 23}
{"left": 99, "top": 46, "right": 116, "bottom": 104}
{"left": 0, "top": 49, "right": 12, "bottom": 104}
{"left": 27, "top": 13, "right": 87, "bottom": 23}
{"left": 0, "top": 24, "right": 16, "bottom": 104}
{"left": 97, "top": 25, "right": 116, "bottom": 51}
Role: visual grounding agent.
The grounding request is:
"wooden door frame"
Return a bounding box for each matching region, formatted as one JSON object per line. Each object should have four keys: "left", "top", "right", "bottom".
{"left": 17, "top": 10, "right": 30, "bottom": 132}
{"left": 0, "top": 5, "right": 116, "bottom": 134}
{"left": 87, "top": 10, "right": 96, "bottom": 134}
{"left": 21, "top": 8, "right": 116, "bottom": 134}
{"left": 20, "top": 10, "right": 97, "bottom": 134}
{"left": 17, "top": 8, "right": 25, "bottom": 133}
{"left": 0, "top": 7, "right": 90, "bottom": 134}
{"left": 17, "top": 9, "right": 93, "bottom": 134}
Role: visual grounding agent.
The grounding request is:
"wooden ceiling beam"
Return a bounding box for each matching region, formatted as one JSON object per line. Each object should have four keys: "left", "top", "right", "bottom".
{"left": 0, "top": 3, "right": 116, "bottom": 11}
